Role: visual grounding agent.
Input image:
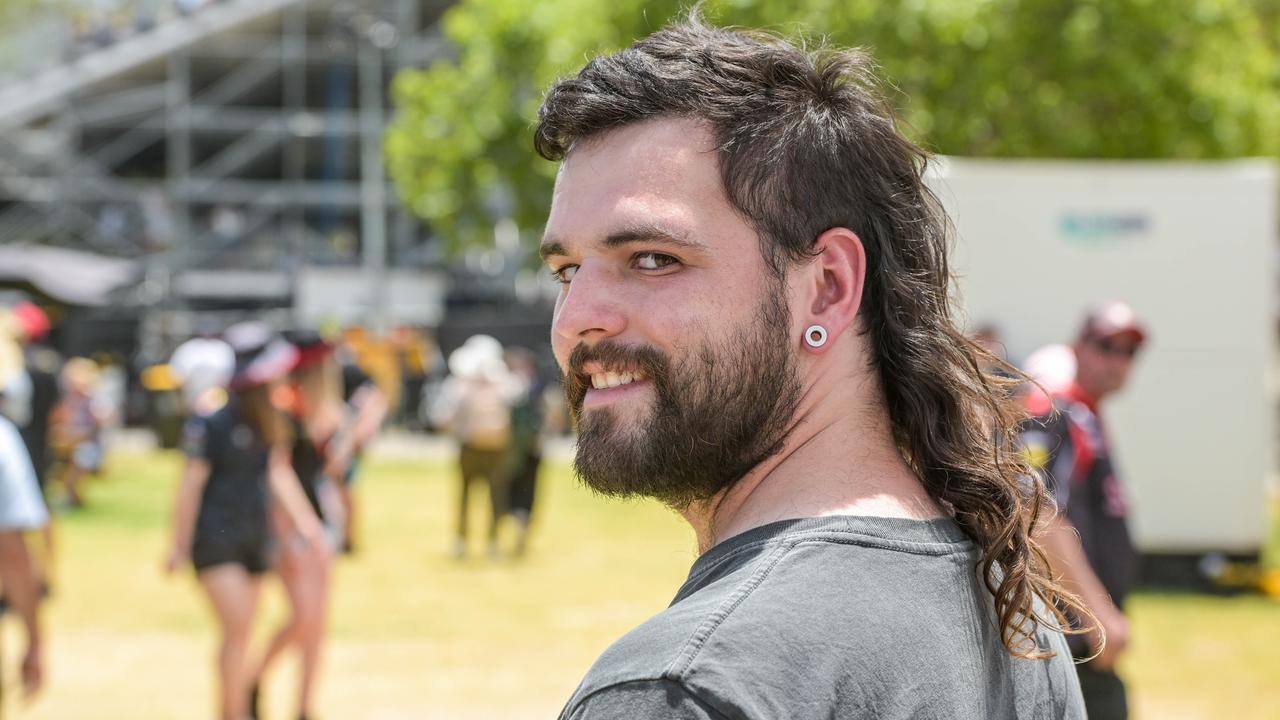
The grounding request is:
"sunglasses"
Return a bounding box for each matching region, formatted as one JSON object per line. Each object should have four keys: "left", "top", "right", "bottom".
{"left": 1089, "top": 336, "right": 1141, "bottom": 359}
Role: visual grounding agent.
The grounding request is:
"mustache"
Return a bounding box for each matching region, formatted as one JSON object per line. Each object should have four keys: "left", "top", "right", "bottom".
{"left": 563, "top": 341, "right": 670, "bottom": 417}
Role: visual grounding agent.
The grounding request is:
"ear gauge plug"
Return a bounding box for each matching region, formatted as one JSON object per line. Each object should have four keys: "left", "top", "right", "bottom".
{"left": 804, "top": 325, "right": 828, "bottom": 348}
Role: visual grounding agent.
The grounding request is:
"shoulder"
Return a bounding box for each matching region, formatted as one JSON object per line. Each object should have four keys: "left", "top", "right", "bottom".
{"left": 566, "top": 592, "right": 717, "bottom": 706}
{"left": 569, "top": 529, "right": 985, "bottom": 717}
{"left": 561, "top": 678, "right": 729, "bottom": 720}
{"left": 0, "top": 414, "right": 21, "bottom": 441}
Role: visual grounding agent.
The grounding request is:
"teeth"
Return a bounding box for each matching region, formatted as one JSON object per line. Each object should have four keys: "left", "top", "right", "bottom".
{"left": 589, "top": 370, "right": 646, "bottom": 390}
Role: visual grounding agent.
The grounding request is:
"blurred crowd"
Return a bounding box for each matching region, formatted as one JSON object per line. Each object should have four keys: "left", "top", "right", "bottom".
{"left": 0, "top": 294, "right": 568, "bottom": 717}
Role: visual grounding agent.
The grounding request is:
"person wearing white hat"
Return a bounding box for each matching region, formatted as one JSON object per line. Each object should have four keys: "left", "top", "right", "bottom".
{"left": 165, "top": 322, "right": 328, "bottom": 720}
{"left": 430, "top": 335, "right": 521, "bottom": 559}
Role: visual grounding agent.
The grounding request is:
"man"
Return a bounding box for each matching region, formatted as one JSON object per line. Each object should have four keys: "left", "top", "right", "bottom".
{"left": 1021, "top": 301, "right": 1146, "bottom": 720}
{"left": 536, "top": 17, "right": 1086, "bottom": 720}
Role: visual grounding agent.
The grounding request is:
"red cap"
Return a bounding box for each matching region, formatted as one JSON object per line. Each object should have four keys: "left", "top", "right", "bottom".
{"left": 1081, "top": 300, "right": 1147, "bottom": 345}
{"left": 12, "top": 301, "right": 50, "bottom": 343}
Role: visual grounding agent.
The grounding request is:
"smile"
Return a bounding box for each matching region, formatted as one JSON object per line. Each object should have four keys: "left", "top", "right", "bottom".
{"left": 583, "top": 371, "right": 651, "bottom": 411}
{"left": 589, "top": 370, "right": 648, "bottom": 390}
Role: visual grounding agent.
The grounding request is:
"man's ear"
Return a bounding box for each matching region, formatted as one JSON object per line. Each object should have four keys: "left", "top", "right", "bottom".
{"left": 800, "top": 227, "right": 865, "bottom": 350}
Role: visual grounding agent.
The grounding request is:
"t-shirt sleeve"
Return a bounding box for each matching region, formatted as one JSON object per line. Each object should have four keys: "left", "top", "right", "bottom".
{"left": 0, "top": 418, "right": 48, "bottom": 531}
{"left": 562, "top": 680, "right": 729, "bottom": 720}
{"left": 180, "top": 416, "right": 211, "bottom": 460}
{"left": 1020, "top": 411, "right": 1074, "bottom": 511}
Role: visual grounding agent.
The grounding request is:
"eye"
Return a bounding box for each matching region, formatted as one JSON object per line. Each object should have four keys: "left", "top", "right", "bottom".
{"left": 634, "top": 252, "right": 679, "bottom": 271}
{"left": 549, "top": 264, "right": 578, "bottom": 284}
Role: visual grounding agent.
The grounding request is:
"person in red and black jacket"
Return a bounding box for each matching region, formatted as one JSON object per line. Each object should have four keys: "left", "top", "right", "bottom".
{"left": 1020, "top": 301, "right": 1147, "bottom": 720}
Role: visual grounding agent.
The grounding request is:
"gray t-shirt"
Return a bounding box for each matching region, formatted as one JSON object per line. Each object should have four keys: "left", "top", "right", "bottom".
{"left": 560, "top": 515, "right": 1085, "bottom": 720}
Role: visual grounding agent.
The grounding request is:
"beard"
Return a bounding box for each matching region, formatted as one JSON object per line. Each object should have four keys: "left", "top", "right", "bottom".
{"left": 562, "top": 288, "right": 802, "bottom": 508}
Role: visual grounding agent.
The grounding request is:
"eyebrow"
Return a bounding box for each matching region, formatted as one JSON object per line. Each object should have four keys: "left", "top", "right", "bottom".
{"left": 539, "top": 223, "right": 705, "bottom": 261}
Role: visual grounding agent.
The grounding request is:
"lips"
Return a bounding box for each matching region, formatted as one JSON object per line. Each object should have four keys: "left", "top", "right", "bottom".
{"left": 564, "top": 342, "right": 668, "bottom": 421}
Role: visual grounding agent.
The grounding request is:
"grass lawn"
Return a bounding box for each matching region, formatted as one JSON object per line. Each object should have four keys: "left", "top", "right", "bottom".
{"left": 2, "top": 448, "right": 1278, "bottom": 719}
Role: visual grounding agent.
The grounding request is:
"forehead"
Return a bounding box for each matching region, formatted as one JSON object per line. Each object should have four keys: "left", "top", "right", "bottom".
{"left": 545, "top": 118, "right": 750, "bottom": 251}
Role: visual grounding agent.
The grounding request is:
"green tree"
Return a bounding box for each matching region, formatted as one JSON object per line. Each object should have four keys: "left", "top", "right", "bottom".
{"left": 386, "top": 0, "right": 1280, "bottom": 252}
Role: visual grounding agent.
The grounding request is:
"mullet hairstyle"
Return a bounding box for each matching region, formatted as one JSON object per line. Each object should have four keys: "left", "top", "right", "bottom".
{"left": 535, "top": 15, "right": 1091, "bottom": 659}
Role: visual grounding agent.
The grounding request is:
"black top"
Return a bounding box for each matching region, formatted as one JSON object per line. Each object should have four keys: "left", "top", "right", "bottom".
{"left": 342, "top": 363, "right": 373, "bottom": 405}
{"left": 18, "top": 348, "right": 60, "bottom": 486}
{"left": 182, "top": 402, "right": 270, "bottom": 541}
{"left": 560, "top": 515, "right": 1084, "bottom": 720}
{"left": 1022, "top": 398, "right": 1136, "bottom": 609}
{"left": 289, "top": 415, "right": 326, "bottom": 519}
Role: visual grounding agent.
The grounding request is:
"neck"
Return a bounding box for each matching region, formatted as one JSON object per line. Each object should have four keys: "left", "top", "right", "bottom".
{"left": 679, "top": 372, "right": 946, "bottom": 554}
{"left": 1069, "top": 380, "right": 1105, "bottom": 409}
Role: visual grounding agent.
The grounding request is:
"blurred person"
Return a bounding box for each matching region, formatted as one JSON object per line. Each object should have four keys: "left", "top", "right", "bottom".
{"left": 92, "top": 354, "right": 126, "bottom": 431}
{"left": 0, "top": 331, "right": 48, "bottom": 701}
{"left": 430, "top": 335, "right": 518, "bottom": 560}
{"left": 249, "top": 331, "right": 345, "bottom": 720}
{"left": 501, "top": 348, "right": 547, "bottom": 557}
{"left": 391, "top": 326, "right": 430, "bottom": 428}
{"left": 972, "top": 321, "right": 1015, "bottom": 380}
{"left": 1020, "top": 301, "right": 1147, "bottom": 720}
{"left": 1, "top": 304, "right": 59, "bottom": 594}
{"left": 49, "top": 357, "right": 109, "bottom": 508}
{"left": 332, "top": 342, "right": 387, "bottom": 555}
{"left": 5, "top": 302, "right": 60, "bottom": 494}
{"left": 535, "top": 17, "right": 1086, "bottom": 719}
{"left": 165, "top": 323, "right": 327, "bottom": 720}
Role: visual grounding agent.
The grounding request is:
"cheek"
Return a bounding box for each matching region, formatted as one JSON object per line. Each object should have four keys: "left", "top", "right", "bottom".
{"left": 550, "top": 328, "right": 572, "bottom": 373}
{"left": 628, "top": 292, "right": 707, "bottom": 350}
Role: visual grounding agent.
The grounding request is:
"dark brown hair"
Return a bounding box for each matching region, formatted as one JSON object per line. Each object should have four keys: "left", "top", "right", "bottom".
{"left": 536, "top": 15, "right": 1087, "bottom": 658}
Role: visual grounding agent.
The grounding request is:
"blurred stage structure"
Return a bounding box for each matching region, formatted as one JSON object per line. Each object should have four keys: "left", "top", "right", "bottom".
{"left": 0, "top": 0, "right": 508, "bottom": 358}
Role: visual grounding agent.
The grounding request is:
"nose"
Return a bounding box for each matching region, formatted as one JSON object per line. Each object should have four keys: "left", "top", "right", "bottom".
{"left": 553, "top": 261, "right": 627, "bottom": 346}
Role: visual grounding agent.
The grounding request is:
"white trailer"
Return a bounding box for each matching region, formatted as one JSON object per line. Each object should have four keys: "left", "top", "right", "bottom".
{"left": 930, "top": 158, "right": 1278, "bottom": 564}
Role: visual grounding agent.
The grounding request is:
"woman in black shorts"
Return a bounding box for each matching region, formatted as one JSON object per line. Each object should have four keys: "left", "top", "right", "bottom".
{"left": 166, "top": 323, "right": 328, "bottom": 720}
{"left": 250, "top": 330, "right": 347, "bottom": 720}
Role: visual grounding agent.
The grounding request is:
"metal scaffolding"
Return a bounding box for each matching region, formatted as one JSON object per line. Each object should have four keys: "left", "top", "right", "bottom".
{"left": 0, "top": 0, "right": 452, "bottom": 326}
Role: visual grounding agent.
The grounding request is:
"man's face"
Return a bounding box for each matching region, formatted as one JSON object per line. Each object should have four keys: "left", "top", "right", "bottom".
{"left": 541, "top": 119, "right": 802, "bottom": 507}
{"left": 1074, "top": 331, "right": 1141, "bottom": 399}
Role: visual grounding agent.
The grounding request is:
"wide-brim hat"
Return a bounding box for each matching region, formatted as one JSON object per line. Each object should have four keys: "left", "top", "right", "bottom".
{"left": 224, "top": 321, "right": 298, "bottom": 391}
{"left": 448, "top": 335, "right": 507, "bottom": 381}
{"left": 283, "top": 329, "right": 335, "bottom": 372}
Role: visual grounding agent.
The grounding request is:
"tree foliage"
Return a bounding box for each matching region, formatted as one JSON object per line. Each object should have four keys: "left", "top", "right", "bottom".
{"left": 386, "top": 0, "right": 1280, "bottom": 251}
